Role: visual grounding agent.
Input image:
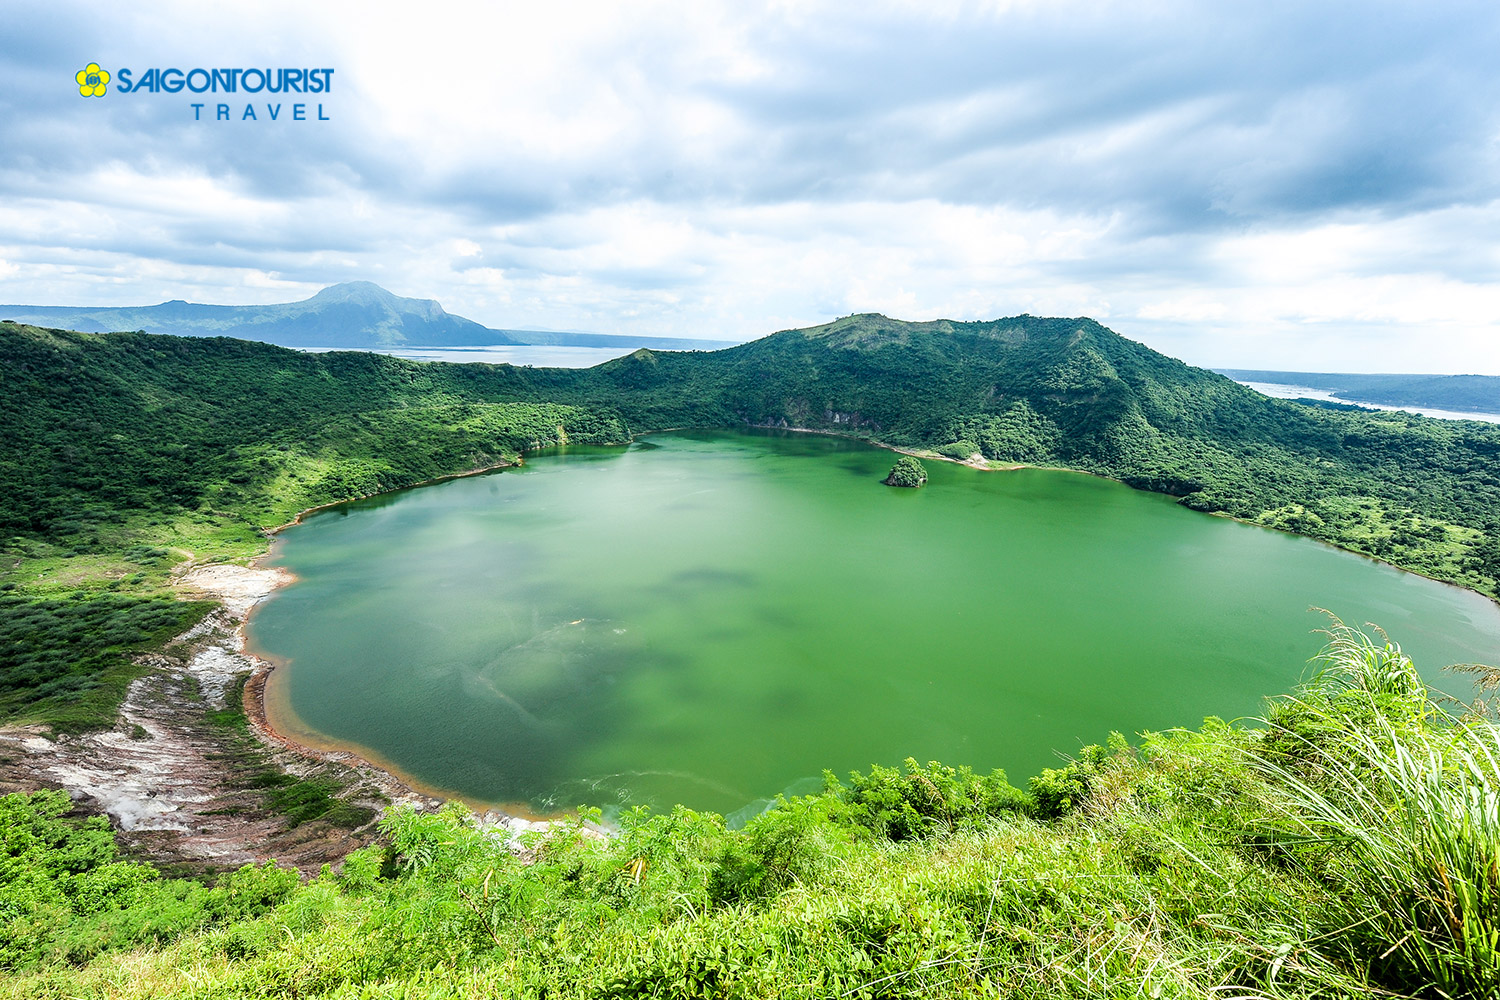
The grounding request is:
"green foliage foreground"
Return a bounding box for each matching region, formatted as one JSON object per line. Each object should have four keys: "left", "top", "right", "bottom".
{"left": 3, "top": 624, "right": 1497, "bottom": 999}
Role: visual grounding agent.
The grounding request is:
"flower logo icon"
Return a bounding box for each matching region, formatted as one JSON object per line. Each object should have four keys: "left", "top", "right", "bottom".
{"left": 75, "top": 63, "right": 110, "bottom": 97}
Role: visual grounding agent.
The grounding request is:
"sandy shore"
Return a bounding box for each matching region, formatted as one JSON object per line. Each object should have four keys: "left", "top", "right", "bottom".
{"left": 0, "top": 533, "right": 566, "bottom": 875}
{"left": 178, "top": 562, "right": 448, "bottom": 811}
{"left": 180, "top": 558, "right": 568, "bottom": 841}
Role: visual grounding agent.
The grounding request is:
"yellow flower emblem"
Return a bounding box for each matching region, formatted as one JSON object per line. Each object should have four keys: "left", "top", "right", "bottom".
{"left": 75, "top": 63, "right": 110, "bottom": 97}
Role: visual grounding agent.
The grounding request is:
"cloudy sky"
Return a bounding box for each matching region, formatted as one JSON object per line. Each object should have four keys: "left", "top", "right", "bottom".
{"left": 3, "top": 0, "right": 1499, "bottom": 372}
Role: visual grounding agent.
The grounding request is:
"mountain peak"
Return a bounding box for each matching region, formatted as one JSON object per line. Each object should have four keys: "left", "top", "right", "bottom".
{"left": 308, "top": 281, "right": 405, "bottom": 305}
{"left": 0, "top": 285, "right": 733, "bottom": 351}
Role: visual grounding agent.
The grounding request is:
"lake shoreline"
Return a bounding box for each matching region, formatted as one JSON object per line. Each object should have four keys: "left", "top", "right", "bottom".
{"left": 244, "top": 452, "right": 618, "bottom": 827}
{"left": 251, "top": 428, "right": 1500, "bottom": 816}
{"left": 199, "top": 424, "right": 1495, "bottom": 838}
{"left": 260, "top": 456, "right": 526, "bottom": 535}
{"left": 177, "top": 563, "right": 450, "bottom": 816}
{"left": 110, "top": 449, "right": 618, "bottom": 844}
{"left": 226, "top": 551, "right": 588, "bottom": 834}
{"left": 751, "top": 423, "right": 1500, "bottom": 614}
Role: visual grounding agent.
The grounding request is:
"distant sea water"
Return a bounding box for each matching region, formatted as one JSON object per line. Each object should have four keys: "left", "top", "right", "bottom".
{"left": 1240, "top": 381, "right": 1500, "bottom": 424}
{"left": 296, "top": 344, "right": 641, "bottom": 368}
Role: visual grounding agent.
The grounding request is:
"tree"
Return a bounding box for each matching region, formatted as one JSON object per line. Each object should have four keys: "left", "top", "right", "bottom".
{"left": 883, "top": 455, "right": 927, "bottom": 488}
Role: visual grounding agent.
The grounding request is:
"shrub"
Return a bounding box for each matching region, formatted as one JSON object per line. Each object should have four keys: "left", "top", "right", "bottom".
{"left": 936, "top": 440, "right": 980, "bottom": 460}
{"left": 883, "top": 455, "right": 927, "bottom": 488}
{"left": 1028, "top": 733, "right": 1132, "bottom": 819}
{"left": 827, "top": 758, "right": 1029, "bottom": 839}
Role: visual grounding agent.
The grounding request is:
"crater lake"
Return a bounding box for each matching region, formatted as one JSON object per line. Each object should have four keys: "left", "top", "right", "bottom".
{"left": 247, "top": 430, "right": 1500, "bottom": 819}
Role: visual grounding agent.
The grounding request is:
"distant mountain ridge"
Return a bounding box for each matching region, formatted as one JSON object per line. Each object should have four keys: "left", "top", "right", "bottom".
{"left": 0, "top": 281, "right": 735, "bottom": 351}
{"left": 1218, "top": 369, "right": 1500, "bottom": 414}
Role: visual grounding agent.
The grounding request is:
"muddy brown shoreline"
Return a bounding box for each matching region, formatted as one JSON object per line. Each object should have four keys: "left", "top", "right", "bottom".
{"left": 237, "top": 468, "right": 582, "bottom": 830}
{"left": 0, "top": 579, "right": 395, "bottom": 876}
{"left": 7, "top": 427, "right": 1488, "bottom": 874}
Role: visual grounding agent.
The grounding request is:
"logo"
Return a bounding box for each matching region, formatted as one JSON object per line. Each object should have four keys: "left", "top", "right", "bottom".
{"left": 76, "top": 63, "right": 110, "bottom": 97}
{"left": 72, "top": 61, "right": 335, "bottom": 122}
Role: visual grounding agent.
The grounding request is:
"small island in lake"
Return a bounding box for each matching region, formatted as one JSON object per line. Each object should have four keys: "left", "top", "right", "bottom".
{"left": 883, "top": 455, "right": 928, "bottom": 488}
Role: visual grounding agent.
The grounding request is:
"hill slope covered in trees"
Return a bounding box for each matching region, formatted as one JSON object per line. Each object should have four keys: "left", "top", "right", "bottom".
{"left": 4, "top": 314, "right": 1499, "bottom": 600}
{"left": 4, "top": 317, "right": 1500, "bottom": 997}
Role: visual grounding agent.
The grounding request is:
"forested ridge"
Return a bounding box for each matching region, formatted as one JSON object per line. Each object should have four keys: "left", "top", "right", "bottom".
{"left": 0, "top": 324, "right": 628, "bottom": 550}
{"left": 5, "top": 318, "right": 1500, "bottom": 996}
{"left": 5, "top": 313, "right": 1496, "bottom": 602}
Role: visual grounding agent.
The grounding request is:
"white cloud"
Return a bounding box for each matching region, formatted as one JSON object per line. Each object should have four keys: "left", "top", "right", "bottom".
{"left": 1, "top": 0, "right": 1499, "bottom": 370}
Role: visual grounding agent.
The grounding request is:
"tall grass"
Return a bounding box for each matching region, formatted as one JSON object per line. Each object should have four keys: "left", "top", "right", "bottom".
{"left": 1255, "top": 618, "right": 1500, "bottom": 998}
{"left": 12, "top": 617, "right": 1494, "bottom": 998}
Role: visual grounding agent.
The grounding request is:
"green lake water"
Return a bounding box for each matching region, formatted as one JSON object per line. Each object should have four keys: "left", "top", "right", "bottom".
{"left": 248, "top": 430, "right": 1500, "bottom": 819}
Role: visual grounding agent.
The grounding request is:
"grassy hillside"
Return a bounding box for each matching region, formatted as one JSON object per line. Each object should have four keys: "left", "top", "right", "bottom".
{"left": 0, "top": 592, "right": 212, "bottom": 734}
{"left": 0, "top": 323, "right": 629, "bottom": 576}
{"left": 4, "top": 626, "right": 1499, "bottom": 998}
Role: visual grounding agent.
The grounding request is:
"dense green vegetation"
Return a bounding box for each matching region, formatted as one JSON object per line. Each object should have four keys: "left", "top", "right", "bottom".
{"left": 883, "top": 455, "right": 927, "bottom": 487}
{"left": 0, "top": 324, "right": 630, "bottom": 570}
{"left": 6, "top": 316, "right": 1499, "bottom": 604}
{"left": 0, "top": 593, "right": 212, "bottom": 732}
{"left": 0, "top": 790, "right": 305, "bottom": 971}
{"left": 2, "top": 316, "right": 1500, "bottom": 994}
{"left": 1221, "top": 368, "right": 1500, "bottom": 412}
{"left": 4, "top": 626, "right": 1498, "bottom": 998}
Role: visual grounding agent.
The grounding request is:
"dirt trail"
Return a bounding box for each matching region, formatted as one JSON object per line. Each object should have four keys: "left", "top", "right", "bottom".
{"left": 0, "top": 562, "right": 572, "bottom": 873}
{"left": 0, "top": 566, "right": 428, "bottom": 874}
